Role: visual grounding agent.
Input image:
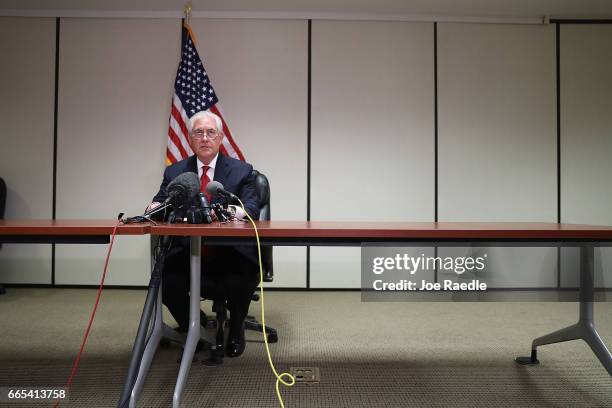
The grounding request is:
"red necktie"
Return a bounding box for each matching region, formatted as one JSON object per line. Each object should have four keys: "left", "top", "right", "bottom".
{"left": 200, "top": 165, "right": 214, "bottom": 257}
{"left": 200, "top": 165, "right": 211, "bottom": 202}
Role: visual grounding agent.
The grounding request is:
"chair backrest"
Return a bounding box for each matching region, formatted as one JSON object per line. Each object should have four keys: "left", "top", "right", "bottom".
{"left": 0, "top": 178, "right": 5, "bottom": 250}
{"left": 0, "top": 178, "right": 5, "bottom": 220}
{"left": 251, "top": 170, "right": 273, "bottom": 282}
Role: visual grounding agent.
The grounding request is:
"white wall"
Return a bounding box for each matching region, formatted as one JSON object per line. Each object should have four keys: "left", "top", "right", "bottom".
{"left": 0, "top": 17, "right": 55, "bottom": 283}
{"left": 437, "top": 23, "right": 557, "bottom": 222}
{"left": 310, "top": 21, "right": 435, "bottom": 287}
{"left": 55, "top": 18, "right": 178, "bottom": 285}
{"left": 2, "top": 17, "right": 612, "bottom": 289}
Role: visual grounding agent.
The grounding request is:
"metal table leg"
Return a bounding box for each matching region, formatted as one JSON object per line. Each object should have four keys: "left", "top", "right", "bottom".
{"left": 118, "top": 285, "right": 160, "bottom": 408}
{"left": 172, "top": 236, "right": 202, "bottom": 408}
{"left": 129, "top": 283, "right": 164, "bottom": 407}
{"left": 516, "top": 245, "right": 612, "bottom": 375}
{"left": 118, "top": 234, "right": 170, "bottom": 408}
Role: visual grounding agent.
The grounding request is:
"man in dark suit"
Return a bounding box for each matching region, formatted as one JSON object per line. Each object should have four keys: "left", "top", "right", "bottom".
{"left": 149, "top": 110, "right": 260, "bottom": 357}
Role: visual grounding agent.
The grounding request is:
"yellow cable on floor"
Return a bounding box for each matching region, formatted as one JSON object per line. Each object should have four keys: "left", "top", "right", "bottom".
{"left": 237, "top": 198, "right": 295, "bottom": 407}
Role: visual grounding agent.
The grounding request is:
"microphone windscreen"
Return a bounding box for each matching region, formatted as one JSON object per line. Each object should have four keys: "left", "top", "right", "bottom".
{"left": 167, "top": 172, "right": 200, "bottom": 203}
{"left": 206, "top": 180, "right": 224, "bottom": 197}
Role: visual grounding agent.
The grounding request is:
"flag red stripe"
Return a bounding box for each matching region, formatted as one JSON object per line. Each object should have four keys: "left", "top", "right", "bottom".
{"left": 171, "top": 104, "right": 189, "bottom": 138}
{"left": 168, "top": 127, "right": 189, "bottom": 159}
{"left": 222, "top": 121, "right": 244, "bottom": 160}
{"left": 209, "top": 105, "right": 236, "bottom": 151}
{"left": 166, "top": 149, "right": 178, "bottom": 164}
{"left": 167, "top": 24, "right": 245, "bottom": 164}
{"left": 209, "top": 105, "right": 245, "bottom": 160}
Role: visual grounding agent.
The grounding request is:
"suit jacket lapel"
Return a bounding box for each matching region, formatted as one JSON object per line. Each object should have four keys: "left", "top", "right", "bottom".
{"left": 187, "top": 155, "right": 198, "bottom": 174}
{"left": 213, "top": 153, "right": 229, "bottom": 188}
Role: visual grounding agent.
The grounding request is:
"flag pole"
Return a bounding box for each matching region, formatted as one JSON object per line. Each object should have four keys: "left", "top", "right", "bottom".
{"left": 183, "top": 1, "right": 192, "bottom": 26}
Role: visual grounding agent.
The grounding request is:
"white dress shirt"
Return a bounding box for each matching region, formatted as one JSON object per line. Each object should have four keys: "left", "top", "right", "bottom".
{"left": 198, "top": 154, "right": 246, "bottom": 220}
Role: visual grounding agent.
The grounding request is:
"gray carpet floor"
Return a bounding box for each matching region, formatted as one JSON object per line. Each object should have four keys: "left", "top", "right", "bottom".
{"left": 0, "top": 289, "right": 611, "bottom": 407}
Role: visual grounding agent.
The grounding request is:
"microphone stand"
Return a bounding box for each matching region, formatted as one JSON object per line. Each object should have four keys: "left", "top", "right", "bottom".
{"left": 117, "top": 213, "right": 175, "bottom": 408}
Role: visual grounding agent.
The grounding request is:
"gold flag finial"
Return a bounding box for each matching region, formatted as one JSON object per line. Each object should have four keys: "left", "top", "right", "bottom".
{"left": 184, "top": 1, "right": 192, "bottom": 25}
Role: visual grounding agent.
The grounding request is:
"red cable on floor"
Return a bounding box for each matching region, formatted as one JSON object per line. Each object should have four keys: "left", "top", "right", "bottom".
{"left": 52, "top": 219, "right": 122, "bottom": 408}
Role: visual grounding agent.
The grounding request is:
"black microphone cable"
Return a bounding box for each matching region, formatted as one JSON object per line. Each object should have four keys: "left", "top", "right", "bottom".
{"left": 117, "top": 225, "right": 175, "bottom": 408}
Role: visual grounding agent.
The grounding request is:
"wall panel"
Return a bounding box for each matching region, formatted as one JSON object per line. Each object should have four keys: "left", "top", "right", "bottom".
{"left": 560, "top": 24, "right": 612, "bottom": 289}
{"left": 0, "top": 17, "right": 55, "bottom": 284}
{"left": 55, "top": 18, "right": 178, "bottom": 285}
{"left": 310, "top": 21, "right": 435, "bottom": 287}
{"left": 437, "top": 23, "right": 557, "bottom": 288}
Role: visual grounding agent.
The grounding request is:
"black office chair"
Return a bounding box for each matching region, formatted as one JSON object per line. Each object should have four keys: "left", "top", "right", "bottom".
{"left": 159, "top": 170, "right": 278, "bottom": 355}
{"left": 207, "top": 170, "right": 278, "bottom": 355}
{"left": 0, "top": 177, "right": 6, "bottom": 295}
{"left": 244, "top": 170, "right": 276, "bottom": 340}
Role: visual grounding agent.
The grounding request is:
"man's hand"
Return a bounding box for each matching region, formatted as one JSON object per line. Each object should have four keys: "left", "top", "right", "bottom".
{"left": 227, "top": 205, "right": 237, "bottom": 220}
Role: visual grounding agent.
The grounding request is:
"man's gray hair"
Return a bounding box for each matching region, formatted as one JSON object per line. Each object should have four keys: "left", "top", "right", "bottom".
{"left": 187, "top": 110, "right": 223, "bottom": 134}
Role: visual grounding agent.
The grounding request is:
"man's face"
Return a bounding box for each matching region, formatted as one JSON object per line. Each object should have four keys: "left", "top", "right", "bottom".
{"left": 188, "top": 116, "right": 224, "bottom": 164}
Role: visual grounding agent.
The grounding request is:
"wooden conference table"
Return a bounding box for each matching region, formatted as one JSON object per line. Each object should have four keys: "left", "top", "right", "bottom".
{"left": 0, "top": 220, "right": 611, "bottom": 407}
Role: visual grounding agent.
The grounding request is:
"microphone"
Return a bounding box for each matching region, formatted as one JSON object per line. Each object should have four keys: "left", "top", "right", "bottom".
{"left": 143, "top": 172, "right": 200, "bottom": 218}
{"left": 165, "top": 172, "right": 200, "bottom": 206}
{"left": 197, "top": 192, "right": 213, "bottom": 224}
{"left": 206, "top": 180, "right": 237, "bottom": 202}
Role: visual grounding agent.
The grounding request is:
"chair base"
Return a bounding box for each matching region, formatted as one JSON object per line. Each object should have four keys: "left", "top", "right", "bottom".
{"left": 515, "top": 350, "right": 539, "bottom": 365}
{"left": 201, "top": 349, "right": 224, "bottom": 366}
{"left": 245, "top": 315, "right": 278, "bottom": 343}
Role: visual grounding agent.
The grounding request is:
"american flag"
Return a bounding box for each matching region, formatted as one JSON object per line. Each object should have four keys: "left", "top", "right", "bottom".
{"left": 166, "top": 23, "right": 244, "bottom": 164}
